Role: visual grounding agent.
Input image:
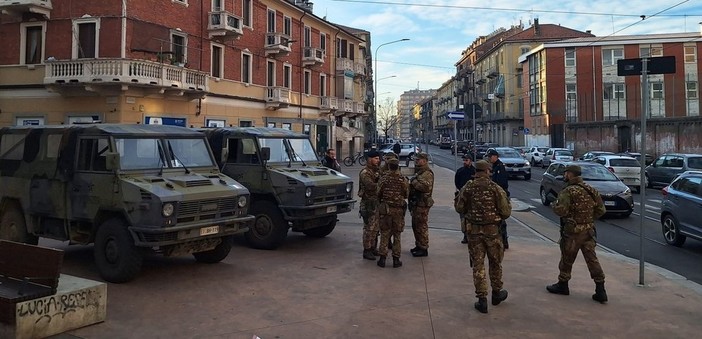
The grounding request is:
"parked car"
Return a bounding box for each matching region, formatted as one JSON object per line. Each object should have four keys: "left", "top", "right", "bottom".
{"left": 541, "top": 148, "right": 574, "bottom": 168}
{"left": 473, "top": 143, "right": 499, "bottom": 159}
{"left": 379, "top": 143, "right": 420, "bottom": 158}
{"left": 451, "top": 140, "right": 471, "bottom": 155}
{"left": 660, "top": 171, "right": 702, "bottom": 246}
{"left": 645, "top": 153, "right": 702, "bottom": 188}
{"left": 579, "top": 151, "right": 615, "bottom": 162}
{"left": 439, "top": 138, "right": 453, "bottom": 149}
{"left": 616, "top": 152, "right": 654, "bottom": 166}
{"left": 514, "top": 146, "right": 530, "bottom": 159}
{"left": 539, "top": 161, "right": 634, "bottom": 217}
{"left": 592, "top": 155, "right": 642, "bottom": 193}
{"left": 525, "top": 146, "right": 549, "bottom": 166}
{"left": 489, "top": 147, "right": 532, "bottom": 180}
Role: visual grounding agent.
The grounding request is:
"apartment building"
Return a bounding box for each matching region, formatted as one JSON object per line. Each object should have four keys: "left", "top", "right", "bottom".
{"left": 434, "top": 77, "right": 459, "bottom": 141}
{"left": 520, "top": 32, "right": 702, "bottom": 155}
{"left": 0, "top": 0, "right": 370, "bottom": 157}
{"left": 398, "top": 89, "right": 434, "bottom": 140}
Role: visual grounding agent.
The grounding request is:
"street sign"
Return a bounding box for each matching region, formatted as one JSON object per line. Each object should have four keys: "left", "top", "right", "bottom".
{"left": 523, "top": 128, "right": 530, "bottom": 135}
{"left": 447, "top": 111, "right": 464, "bottom": 120}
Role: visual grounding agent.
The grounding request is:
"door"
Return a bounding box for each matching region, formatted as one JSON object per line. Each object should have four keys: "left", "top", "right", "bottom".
{"left": 663, "top": 155, "right": 684, "bottom": 184}
{"left": 221, "top": 137, "right": 266, "bottom": 195}
{"left": 69, "top": 137, "right": 113, "bottom": 221}
{"left": 617, "top": 125, "right": 631, "bottom": 153}
{"left": 675, "top": 176, "right": 702, "bottom": 237}
{"left": 316, "top": 124, "right": 328, "bottom": 155}
{"left": 649, "top": 156, "right": 666, "bottom": 184}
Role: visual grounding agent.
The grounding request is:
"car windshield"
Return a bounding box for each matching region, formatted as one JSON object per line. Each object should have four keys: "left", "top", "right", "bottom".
{"left": 581, "top": 165, "right": 619, "bottom": 181}
{"left": 688, "top": 157, "right": 702, "bottom": 169}
{"left": 537, "top": 147, "right": 548, "bottom": 152}
{"left": 555, "top": 150, "right": 573, "bottom": 156}
{"left": 259, "top": 137, "right": 317, "bottom": 163}
{"left": 610, "top": 158, "right": 640, "bottom": 167}
{"left": 287, "top": 138, "right": 319, "bottom": 162}
{"left": 115, "top": 137, "right": 214, "bottom": 170}
{"left": 498, "top": 150, "right": 522, "bottom": 158}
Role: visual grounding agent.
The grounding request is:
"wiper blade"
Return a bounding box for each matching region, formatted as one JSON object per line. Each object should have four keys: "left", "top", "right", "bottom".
{"left": 167, "top": 140, "right": 191, "bottom": 174}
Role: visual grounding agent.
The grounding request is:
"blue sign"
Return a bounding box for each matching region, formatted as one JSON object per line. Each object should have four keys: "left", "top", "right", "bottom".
{"left": 523, "top": 128, "right": 530, "bottom": 135}
{"left": 446, "top": 111, "right": 464, "bottom": 120}
{"left": 145, "top": 116, "right": 187, "bottom": 127}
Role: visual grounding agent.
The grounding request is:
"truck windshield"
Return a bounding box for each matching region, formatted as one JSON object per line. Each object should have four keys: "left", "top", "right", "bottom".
{"left": 166, "top": 138, "right": 215, "bottom": 168}
{"left": 258, "top": 137, "right": 317, "bottom": 163}
{"left": 287, "top": 138, "right": 318, "bottom": 162}
{"left": 115, "top": 137, "right": 214, "bottom": 170}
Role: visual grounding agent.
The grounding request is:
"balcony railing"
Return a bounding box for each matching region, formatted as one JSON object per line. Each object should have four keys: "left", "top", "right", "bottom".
{"left": 208, "top": 11, "right": 243, "bottom": 40}
{"left": 353, "top": 62, "right": 366, "bottom": 77}
{"left": 0, "top": 0, "right": 52, "bottom": 18}
{"left": 354, "top": 102, "right": 366, "bottom": 114}
{"left": 342, "top": 99, "right": 354, "bottom": 112}
{"left": 44, "top": 58, "right": 208, "bottom": 92}
{"left": 320, "top": 96, "right": 339, "bottom": 113}
{"left": 265, "top": 33, "right": 292, "bottom": 57}
{"left": 302, "top": 47, "right": 325, "bottom": 67}
{"left": 265, "top": 86, "right": 290, "bottom": 110}
{"left": 336, "top": 58, "right": 353, "bottom": 74}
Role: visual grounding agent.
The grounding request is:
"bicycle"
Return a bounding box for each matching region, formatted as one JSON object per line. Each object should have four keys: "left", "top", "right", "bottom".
{"left": 343, "top": 151, "right": 366, "bottom": 166}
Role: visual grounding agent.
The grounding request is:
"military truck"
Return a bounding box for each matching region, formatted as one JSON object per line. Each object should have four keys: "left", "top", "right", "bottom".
{"left": 202, "top": 127, "right": 355, "bottom": 250}
{"left": 0, "top": 124, "right": 254, "bottom": 283}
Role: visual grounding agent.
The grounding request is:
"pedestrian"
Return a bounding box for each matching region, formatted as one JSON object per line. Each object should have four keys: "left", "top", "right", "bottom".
{"left": 358, "top": 150, "right": 381, "bottom": 260}
{"left": 546, "top": 164, "right": 608, "bottom": 304}
{"left": 409, "top": 152, "right": 434, "bottom": 257}
{"left": 393, "top": 141, "right": 401, "bottom": 156}
{"left": 455, "top": 154, "right": 476, "bottom": 244}
{"left": 486, "top": 148, "right": 510, "bottom": 249}
{"left": 376, "top": 157, "right": 409, "bottom": 268}
{"left": 321, "top": 149, "right": 341, "bottom": 172}
{"left": 454, "top": 160, "right": 511, "bottom": 314}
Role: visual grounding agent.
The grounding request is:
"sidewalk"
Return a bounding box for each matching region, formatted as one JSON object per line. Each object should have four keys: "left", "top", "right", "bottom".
{"left": 59, "top": 162, "right": 702, "bottom": 338}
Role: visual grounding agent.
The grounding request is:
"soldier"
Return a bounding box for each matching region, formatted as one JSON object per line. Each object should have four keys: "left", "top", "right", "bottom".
{"left": 379, "top": 151, "right": 398, "bottom": 175}
{"left": 547, "top": 164, "right": 608, "bottom": 304}
{"left": 358, "top": 150, "right": 381, "bottom": 260}
{"left": 486, "top": 148, "right": 510, "bottom": 249}
{"left": 409, "top": 152, "right": 434, "bottom": 257}
{"left": 455, "top": 160, "right": 511, "bottom": 314}
{"left": 455, "top": 154, "right": 476, "bottom": 244}
{"left": 376, "top": 157, "right": 410, "bottom": 268}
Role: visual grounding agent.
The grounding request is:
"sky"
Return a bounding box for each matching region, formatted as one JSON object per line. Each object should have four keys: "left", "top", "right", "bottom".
{"left": 310, "top": 0, "right": 702, "bottom": 109}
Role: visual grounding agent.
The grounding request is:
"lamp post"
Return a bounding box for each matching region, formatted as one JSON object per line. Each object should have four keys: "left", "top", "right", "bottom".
{"left": 374, "top": 38, "right": 409, "bottom": 148}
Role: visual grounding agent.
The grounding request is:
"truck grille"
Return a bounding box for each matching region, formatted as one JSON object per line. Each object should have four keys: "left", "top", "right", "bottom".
{"left": 312, "top": 185, "right": 348, "bottom": 203}
{"left": 177, "top": 197, "right": 239, "bottom": 222}
{"left": 186, "top": 179, "right": 213, "bottom": 187}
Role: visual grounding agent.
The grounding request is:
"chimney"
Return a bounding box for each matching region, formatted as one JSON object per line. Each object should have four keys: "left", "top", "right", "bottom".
{"left": 534, "top": 18, "right": 540, "bottom": 35}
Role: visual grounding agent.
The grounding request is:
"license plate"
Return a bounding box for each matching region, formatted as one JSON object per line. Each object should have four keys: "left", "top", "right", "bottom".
{"left": 200, "top": 226, "right": 220, "bottom": 236}
{"left": 604, "top": 201, "right": 616, "bottom": 206}
{"left": 326, "top": 206, "right": 337, "bottom": 213}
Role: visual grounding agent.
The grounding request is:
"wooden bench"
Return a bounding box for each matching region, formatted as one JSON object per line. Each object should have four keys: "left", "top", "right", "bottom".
{"left": 0, "top": 240, "right": 63, "bottom": 324}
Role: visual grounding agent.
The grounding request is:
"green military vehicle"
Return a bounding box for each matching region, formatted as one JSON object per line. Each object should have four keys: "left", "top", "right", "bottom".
{"left": 0, "top": 124, "right": 254, "bottom": 283}
{"left": 202, "top": 127, "right": 355, "bottom": 250}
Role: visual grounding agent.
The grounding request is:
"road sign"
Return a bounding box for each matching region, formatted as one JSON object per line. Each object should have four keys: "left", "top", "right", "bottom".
{"left": 447, "top": 111, "right": 464, "bottom": 120}
{"left": 617, "top": 56, "right": 676, "bottom": 76}
{"left": 523, "top": 128, "right": 530, "bottom": 135}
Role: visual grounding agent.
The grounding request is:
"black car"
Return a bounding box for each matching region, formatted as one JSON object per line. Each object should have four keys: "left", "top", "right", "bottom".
{"left": 661, "top": 171, "right": 702, "bottom": 247}
{"left": 539, "top": 161, "right": 634, "bottom": 217}
{"left": 451, "top": 141, "right": 471, "bottom": 155}
{"left": 473, "top": 143, "right": 499, "bottom": 159}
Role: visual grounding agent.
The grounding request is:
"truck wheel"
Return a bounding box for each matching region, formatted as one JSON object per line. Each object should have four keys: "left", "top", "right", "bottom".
{"left": 193, "top": 236, "right": 232, "bottom": 263}
{"left": 94, "top": 218, "right": 143, "bottom": 283}
{"left": 0, "top": 201, "right": 38, "bottom": 245}
{"left": 245, "top": 200, "right": 288, "bottom": 250}
{"left": 302, "top": 219, "right": 337, "bottom": 238}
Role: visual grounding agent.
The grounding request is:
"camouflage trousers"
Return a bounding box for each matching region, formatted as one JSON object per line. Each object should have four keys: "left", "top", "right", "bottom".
{"left": 467, "top": 224, "right": 504, "bottom": 298}
{"left": 558, "top": 228, "right": 605, "bottom": 283}
{"left": 362, "top": 210, "right": 379, "bottom": 250}
{"left": 411, "top": 206, "right": 430, "bottom": 249}
{"left": 378, "top": 207, "right": 405, "bottom": 258}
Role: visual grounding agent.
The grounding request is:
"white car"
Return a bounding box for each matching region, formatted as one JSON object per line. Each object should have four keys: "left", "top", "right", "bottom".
{"left": 525, "top": 146, "right": 549, "bottom": 166}
{"left": 542, "top": 148, "right": 574, "bottom": 168}
{"left": 593, "top": 155, "right": 642, "bottom": 193}
{"left": 379, "top": 143, "right": 420, "bottom": 158}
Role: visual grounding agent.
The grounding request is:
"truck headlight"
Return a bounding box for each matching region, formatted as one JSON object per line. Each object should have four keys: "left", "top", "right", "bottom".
{"left": 346, "top": 183, "right": 352, "bottom": 193}
{"left": 305, "top": 187, "right": 312, "bottom": 198}
{"left": 237, "top": 196, "right": 248, "bottom": 208}
{"left": 162, "top": 203, "right": 174, "bottom": 217}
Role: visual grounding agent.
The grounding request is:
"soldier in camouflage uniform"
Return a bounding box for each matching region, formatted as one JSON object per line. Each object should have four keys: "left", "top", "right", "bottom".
{"left": 379, "top": 151, "right": 398, "bottom": 175}
{"left": 358, "top": 150, "right": 381, "bottom": 260}
{"left": 547, "top": 164, "right": 608, "bottom": 304}
{"left": 376, "top": 157, "right": 410, "bottom": 268}
{"left": 455, "top": 160, "right": 511, "bottom": 314}
{"left": 409, "top": 153, "right": 434, "bottom": 257}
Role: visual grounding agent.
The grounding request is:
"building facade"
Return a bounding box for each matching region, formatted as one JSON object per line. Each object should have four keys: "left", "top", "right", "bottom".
{"left": 397, "top": 89, "right": 434, "bottom": 140}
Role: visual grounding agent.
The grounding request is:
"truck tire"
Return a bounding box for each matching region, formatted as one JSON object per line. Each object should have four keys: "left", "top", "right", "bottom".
{"left": 245, "top": 200, "right": 288, "bottom": 250}
{"left": 193, "top": 236, "right": 232, "bottom": 263}
{"left": 0, "top": 201, "right": 38, "bottom": 245}
{"left": 302, "top": 219, "right": 337, "bottom": 238}
{"left": 94, "top": 218, "right": 143, "bottom": 283}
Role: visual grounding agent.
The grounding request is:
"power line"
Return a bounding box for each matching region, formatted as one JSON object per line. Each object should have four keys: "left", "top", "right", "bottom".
{"left": 377, "top": 59, "right": 453, "bottom": 69}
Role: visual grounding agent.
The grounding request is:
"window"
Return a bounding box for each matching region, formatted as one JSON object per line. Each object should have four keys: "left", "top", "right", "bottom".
{"left": 304, "top": 70, "right": 311, "bottom": 95}
{"left": 320, "top": 33, "right": 327, "bottom": 54}
{"left": 21, "top": 23, "right": 44, "bottom": 65}
{"left": 73, "top": 19, "right": 99, "bottom": 59}
{"left": 171, "top": 32, "right": 187, "bottom": 64}
{"left": 283, "top": 64, "right": 291, "bottom": 88}
{"left": 211, "top": 44, "right": 223, "bottom": 78}
{"left": 212, "top": 0, "right": 222, "bottom": 11}
{"left": 282, "top": 123, "right": 291, "bottom": 130}
{"left": 239, "top": 120, "right": 253, "bottom": 127}
{"left": 521, "top": 47, "right": 530, "bottom": 55}
{"left": 304, "top": 26, "right": 311, "bottom": 47}
{"left": 267, "top": 60, "right": 275, "bottom": 86}
{"left": 687, "top": 81, "right": 698, "bottom": 99}
{"left": 603, "top": 83, "right": 625, "bottom": 99}
{"left": 77, "top": 138, "right": 110, "bottom": 172}
{"left": 320, "top": 74, "right": 327, "bottom": 96}
{"left": 640, "top": 46, "right": 663, "bottom": 58}
{"left": 242, "top": 53, "right": 251, "bottom": 83}
{"left": 283, "top": 16, "right": 291, "bottom": 37}
{"left": 565, "top": 48, "right": 575, "bottom": 67}
{"left": 337, "top": 38, "right": 347, "bottom": 58}
{"left": 0, "top": 134, "right": 25, "bottom": 160}
{"left": 685, "top": 45, "right": 696, "bottom": 63}
{"left": 651, "top": 83, "right": 663, "bottom": 99}
{"left": 602, "top": 48, "right": 623, "bottom": 66}
{"left": 267, "top": 9, "right": 276, "bottom": 33}
{"left": 242, "top": 0, "right": 252, "bottom": 27}
{"left": 173, "top": 0, "right": 188, "bottom": 5}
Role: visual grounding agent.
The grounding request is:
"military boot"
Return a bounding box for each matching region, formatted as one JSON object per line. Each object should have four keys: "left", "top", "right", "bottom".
{"left": 461, "top": 234, "right": 468, "bottom": 244}
{"left": 411, "top": 248, "right": 428, "bottom": 257}
{"left": 410, "top": 246, "right": 420, "bottom": 255}
{"left": 592, "top": 282, "right": 608, "bottom": 303}
{"left": 363, "top": 249, "right": 375, "bottom": 260}
{"left": 377, "top": 256, "right": 386, "bottom": 268}
{"left": 474, "top": 297, "right": 488, "bottom": 314}
{"left": 392, "top": 257, "right": 402, "bottom": 268}
{"left": 546, "top": 281, "right": 570, "bottom": 295}
{"left": 491, "top": 289, "right": 508, "bottom": 306}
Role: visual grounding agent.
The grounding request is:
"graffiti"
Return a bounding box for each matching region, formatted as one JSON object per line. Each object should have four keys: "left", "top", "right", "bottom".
{"left": 16, "top": 289, "right": 102, "bottom": 324}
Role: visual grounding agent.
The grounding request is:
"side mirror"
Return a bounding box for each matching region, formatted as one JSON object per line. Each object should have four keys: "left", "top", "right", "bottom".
{"left": 105, "top": 152, "right": 120, "bottom": 170}
{"left": 259, "top": 147, "right": 271, "bottom": 161}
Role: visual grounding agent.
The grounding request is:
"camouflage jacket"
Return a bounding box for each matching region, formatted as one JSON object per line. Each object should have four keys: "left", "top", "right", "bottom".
{"left": 410, "top": 164, "right": 434, "bottom": 207}
{"left": 378, "top": 170, "right": 409, "bottom": 207}
{"left": 553, "top": 177, "right": 606, "bottom": 233}
{"left": 454, "top": 176, "right": 511, "bottom": 226}
{"left": 358, "top": 165, "right": 380, "bottom": 202}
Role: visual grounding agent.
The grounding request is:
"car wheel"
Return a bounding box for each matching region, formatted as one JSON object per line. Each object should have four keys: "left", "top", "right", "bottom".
{"left": 645, "top": 174, "right": 653, "bottom": 188}
{"left": 524, "top": 174, "right": 531, "bottom": 181}
{"left": 245, "top": 200, "right": 288, "bottom": 250}
{"left": 662, "top": 214, "right": 686, "bottom": 247}
{"left": 530, "top": 157, "right": 536, "bottom": 166}
{"left": 94, "top": 218, "right": 143, "bottom": 283}
{"left": 193, "top": 236, "right": 233, "bottom": 263}
{"left": 302, "top": 219, "right": 337, "bottom": 238}
{"left": 540, "top": 187, "right": 551, "bottom": 206}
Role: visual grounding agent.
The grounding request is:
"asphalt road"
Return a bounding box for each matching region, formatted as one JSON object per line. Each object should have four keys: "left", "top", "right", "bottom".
{"left": 426, "top": 144, "right": 702, "bottom": 285}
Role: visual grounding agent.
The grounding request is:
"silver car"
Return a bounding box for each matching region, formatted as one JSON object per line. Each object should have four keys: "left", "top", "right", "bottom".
{"left": 661, "top": 171, "right": 702, "bottom": 247}
{"left": 541, "top": 148, "right": 574, "bottom": 168}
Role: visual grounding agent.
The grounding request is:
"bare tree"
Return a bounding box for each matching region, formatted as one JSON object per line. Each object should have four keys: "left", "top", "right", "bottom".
{"left": 377, "top": 97, "right": 399, "bottom": 143}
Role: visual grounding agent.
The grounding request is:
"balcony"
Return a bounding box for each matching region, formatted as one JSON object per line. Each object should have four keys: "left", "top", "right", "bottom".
{"left": 302, "top": 47, "right": 325, "bottom": 67}
{"left": 334, "top": 99, "right": 353, "bottom": 116}
{"left": 354, "top": 102, "right": 366, "bottom": 115}
{"left": 265, "top": 86, "right": 290, "bottom": 110}
{"left": 336, "top": 58, "right": 353, "bottom": 75}
{"left": 265, "top": 33, "right": 292, "bottom": 57}
{"left": 320, "top": 96, "right": 339, "bottom": 114}
{"left": 208, "top": 11, "right": 243, "bottom": 40}
{"left": 486, "top": 67, "right": 499, "bottom": 79}
{"left": 44, "top": 58, "right": 208, "bottom": 98}
{"left": 0, "top": 0, "right": 52, "bottom": 18}
{"left": 353, "top": 62, "right": 366, "bottom": 77}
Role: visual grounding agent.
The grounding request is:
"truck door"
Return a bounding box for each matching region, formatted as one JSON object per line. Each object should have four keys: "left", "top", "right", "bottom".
{"left": 69, "top": 137, "right": 113, "bottom": 220}
{"left": 221, "top": 137, "right": 266, "bottom": 194}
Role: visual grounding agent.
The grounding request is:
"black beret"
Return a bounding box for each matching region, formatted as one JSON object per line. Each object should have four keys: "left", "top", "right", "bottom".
{"left": 366, "top": 150, "right": 381, "bottom": 158}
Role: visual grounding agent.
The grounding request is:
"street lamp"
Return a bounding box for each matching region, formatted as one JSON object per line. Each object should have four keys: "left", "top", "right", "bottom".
{"left": 374, "top": 38, "right": 409, "bottom": 147}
